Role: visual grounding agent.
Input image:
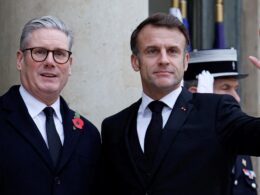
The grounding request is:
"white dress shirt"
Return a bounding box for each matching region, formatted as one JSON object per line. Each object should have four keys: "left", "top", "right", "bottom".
{"left": 137, "top": 86, "right": 182, "bottom": 151}
{"left": 19, "top": 85, "right": 64, "bottom": 146}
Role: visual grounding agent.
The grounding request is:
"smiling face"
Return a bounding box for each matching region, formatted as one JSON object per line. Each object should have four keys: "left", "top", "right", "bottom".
{"left": 131, "top": 25, "right": 189, "bottom": 99}
{"left": 214, "top": 77, "right": 240, "bottom": 103}
{"left": 16, "top": 28, "right": 72, "bottom": 105}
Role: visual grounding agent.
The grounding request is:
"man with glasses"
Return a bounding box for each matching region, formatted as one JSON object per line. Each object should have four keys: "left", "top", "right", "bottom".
{"left": 0, "top": 16, "right": 101, "bottom": 195}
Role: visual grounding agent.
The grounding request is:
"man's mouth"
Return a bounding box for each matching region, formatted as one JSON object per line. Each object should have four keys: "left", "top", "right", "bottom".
{"left": 154, "top": 70, "right": 173, "bottom": 75}
{"left": 41, "top": 73, "right": 56, "bottom": 78}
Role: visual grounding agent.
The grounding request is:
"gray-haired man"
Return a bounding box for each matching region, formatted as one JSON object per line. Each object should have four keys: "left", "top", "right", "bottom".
{"left": 0, "top": 16, "right": 101, "bottom": 195}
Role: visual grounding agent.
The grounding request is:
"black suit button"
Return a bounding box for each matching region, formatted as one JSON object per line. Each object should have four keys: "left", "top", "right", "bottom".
{"left": 54, "top": 177, "right": 61, "bottom": 185}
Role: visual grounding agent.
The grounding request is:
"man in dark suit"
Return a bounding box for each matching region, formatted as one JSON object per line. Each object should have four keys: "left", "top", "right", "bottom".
{"left": 184, "top": 48, "right": 257, "bottom": 195}
{"left": 101, "top": 13, "right": 260, "bottom": 195}
{"left": 0, "top": 16, "right": 101, "bottom": 195}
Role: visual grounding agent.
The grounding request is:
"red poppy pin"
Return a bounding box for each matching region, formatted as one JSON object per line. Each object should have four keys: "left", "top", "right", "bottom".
{"left": 72, "top": 112, "right": 84, "bottom": 130}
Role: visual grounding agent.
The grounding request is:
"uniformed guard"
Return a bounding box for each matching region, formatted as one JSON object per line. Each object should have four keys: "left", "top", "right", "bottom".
{"left": 184, "top": 48, "right": 258, "bottom": 195}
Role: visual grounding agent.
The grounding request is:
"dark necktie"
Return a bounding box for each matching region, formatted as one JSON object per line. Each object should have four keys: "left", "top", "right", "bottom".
{"left": 43, "top": 107, "right": 62, "bottom": 166}
{"left": 144, "top": 101, "right": 165, "bottom": 161}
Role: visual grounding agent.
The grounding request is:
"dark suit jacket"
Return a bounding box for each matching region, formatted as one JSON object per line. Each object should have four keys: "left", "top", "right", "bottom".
{"left": 0, "top": 85, "right": 101, "bottom": 195}
{"left": 101, "top": 88, "right": 260, "bottom": 195}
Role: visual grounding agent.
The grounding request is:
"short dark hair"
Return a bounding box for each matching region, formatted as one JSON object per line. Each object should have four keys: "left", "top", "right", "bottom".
{"left": 130, "top": 12, "right": 190, "bottom": 55}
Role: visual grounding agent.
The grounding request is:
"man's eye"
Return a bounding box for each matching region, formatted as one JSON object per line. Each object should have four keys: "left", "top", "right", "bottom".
{"left": 168, "top": 48, "right": 178, "bottom": 54}
{"left": 34, "top": 49, "right": 46, "bottom": 55}
{"left": 221, "top": 85, "right": 229, "bottom": 90}
{"left": 146, "top": 48, "right": 158, "bottom": 55}
{"left": 55, "top": 50, "right": 66, "bottom": 57}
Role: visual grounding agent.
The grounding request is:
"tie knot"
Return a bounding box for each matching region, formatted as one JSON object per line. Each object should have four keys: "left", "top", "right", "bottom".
{"left": 43, "top": 107, "right": 54, "bottom": 117}
{"left": 148, "top": 101, "right": 165, "bottom": 113}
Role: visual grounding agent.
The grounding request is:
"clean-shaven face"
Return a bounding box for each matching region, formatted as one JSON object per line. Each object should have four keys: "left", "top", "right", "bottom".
{"left": 16, "top": 28, "right": 72, "bottom": 105}
{"left": 131, "top": 25, "right": 189, "bottom": 99}
{"left": 214, "top": 77, "right": 240, "bottom": 103}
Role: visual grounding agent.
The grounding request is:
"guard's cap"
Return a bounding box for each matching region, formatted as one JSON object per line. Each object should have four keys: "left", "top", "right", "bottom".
{"left": 184, "top": 48, "right": 248, "bottom": 80}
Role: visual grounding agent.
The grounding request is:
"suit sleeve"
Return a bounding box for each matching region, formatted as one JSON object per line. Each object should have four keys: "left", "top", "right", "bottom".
{"left": 0, "top": 140, "right": 3, "bottom": 193}
{"left": 100, "top": 118, "right": 122, "bottom": 195}
{"left": 83, "top": 119, "right": 102, "bottom": 195}
{"left": 216, "top": 95, "right": 260, "bottom": 155}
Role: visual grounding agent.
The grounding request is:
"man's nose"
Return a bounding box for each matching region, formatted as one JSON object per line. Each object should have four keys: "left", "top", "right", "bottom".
{"left": 159, "top": 50, "right": 170, "bottom": 64}
{"left": 44, "top": 51, "right": 56, "bottom": 65}
{"left": 232, "top": 90, "right": 241, "bottom": 103}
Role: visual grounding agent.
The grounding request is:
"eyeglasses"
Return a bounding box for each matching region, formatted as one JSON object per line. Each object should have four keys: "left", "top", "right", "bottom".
{"left": 22, "top": 47, "right": 72, "bottom": 64}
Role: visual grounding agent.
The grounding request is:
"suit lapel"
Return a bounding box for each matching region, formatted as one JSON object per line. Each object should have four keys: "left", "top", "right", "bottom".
{"left": 2, "top": 86, "right": 54, "bottom": 170}
{"left": 150, "top": 88, "right": 193, "bottom": 180}
{"left": 3, "top": 86, "right": 82, "bottom": 173}
{"left": 124, "top": 90, "right": 194, "bottom": 187}
{"left": 124, "top": 99, "right": 147, "bottom": 188}
{"left": 56, "top": 97, "right": 81, "bottom": 173}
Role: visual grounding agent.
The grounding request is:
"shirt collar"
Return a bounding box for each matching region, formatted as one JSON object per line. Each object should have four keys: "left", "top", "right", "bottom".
{"left": 19, "top": 85, "right": 62, "bottom": 122}
{"left": 160, "top": 86, "right": 182, "bottom": 109}
{"left": 139, "top": 86, "right": 182, "bottom": 114}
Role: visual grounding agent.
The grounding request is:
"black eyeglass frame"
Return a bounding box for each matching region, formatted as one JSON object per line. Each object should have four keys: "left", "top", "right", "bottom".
{"left": 22, "top": 47, "right": 72, "bottom": 64}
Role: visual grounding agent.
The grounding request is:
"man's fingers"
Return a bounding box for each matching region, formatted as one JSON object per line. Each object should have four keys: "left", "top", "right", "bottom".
{"left": 249, "top": 56, "right": 260, "bottom": 69}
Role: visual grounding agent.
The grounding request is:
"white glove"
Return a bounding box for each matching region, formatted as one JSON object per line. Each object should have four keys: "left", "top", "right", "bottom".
{"left": 197, "top": 70, "right": 214, "bottom": 93}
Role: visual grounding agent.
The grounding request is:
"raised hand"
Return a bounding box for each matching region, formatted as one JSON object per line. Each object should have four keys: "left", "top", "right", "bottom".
{"left": 197, "top": 70, "right": 214, "bottom": 93}
{"left": 249, "top": 56, "right": 260, "bottom": 69}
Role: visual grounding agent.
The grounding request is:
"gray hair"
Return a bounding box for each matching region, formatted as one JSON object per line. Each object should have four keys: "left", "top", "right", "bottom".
{"left": 20, "top": 15, "right": 73, "bottom": 51}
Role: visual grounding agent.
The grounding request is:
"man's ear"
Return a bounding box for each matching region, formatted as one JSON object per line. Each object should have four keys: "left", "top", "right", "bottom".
{"left": 68, "top": 57, "right": 72, "bottom": 75}
{"left": 184, "top": 52, "right": 190, "bottom": 71}
{"left": 16, "top": 50, "right": 24, "bottom": 70}
{"left": 188, "top": 86, "right": 197, "bottom": 93}
{"left": 131, "top": 54, "right": 140, "bottom": 72}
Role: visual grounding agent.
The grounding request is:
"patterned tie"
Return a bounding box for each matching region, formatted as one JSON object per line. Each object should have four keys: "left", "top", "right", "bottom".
{"left": 43, "top": 107, "right": 62, "bottom": 166}
{"left": 144, "top": 101, "right": 165, "bottom": 161}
